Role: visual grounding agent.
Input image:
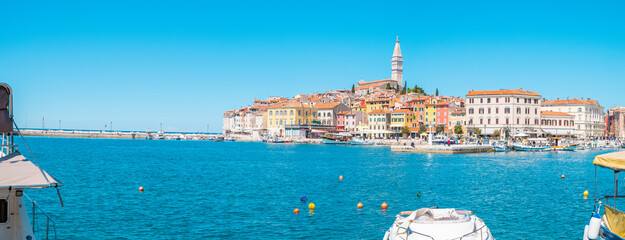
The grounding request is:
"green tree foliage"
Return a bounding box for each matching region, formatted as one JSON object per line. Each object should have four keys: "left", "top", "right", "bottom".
{"left": 351, "top": 84, "right": 355, "bottom": 94}
{"left": 471, "top": 127, "right": 482, "bottom": 135}
{"left": 413, "top": 84, "right": 425, "bottom": 94}
{"left": 401, "top": 126, "right": 411, "bottom": 135}
{"left": 400, "top": 84, "right": 407, "bottom": 95}
{"left": 454, "top": 125, "right": 463, "bottom": 135}
{"left": 435, "top": 125, "right": 445, "bottom": 134}
{"left": 493, "top": 129, "right": 501, "bottom": 137}
{"left": 367, "top": 89, "right": 370, "bottom": 95}
{"left": 386, "top": 83, "right": 392, "bottom": 89}
{"left": 435, "top": 88, "right": 439, "bottom": 96}
{"left": 417, "top": 124, "right": 426, "bottom": 135}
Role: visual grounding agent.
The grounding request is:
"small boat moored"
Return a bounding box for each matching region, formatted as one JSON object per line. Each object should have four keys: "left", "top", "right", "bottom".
{"left": 383, "top": 207, "right": 494, "bottom": 240}
{"left": 582, "top": 151, "right": 625, "bottom": 240}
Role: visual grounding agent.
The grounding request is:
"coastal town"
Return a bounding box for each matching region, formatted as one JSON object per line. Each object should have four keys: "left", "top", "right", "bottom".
{"left": 222, "top": 38, "right": 625, "bottom": 146}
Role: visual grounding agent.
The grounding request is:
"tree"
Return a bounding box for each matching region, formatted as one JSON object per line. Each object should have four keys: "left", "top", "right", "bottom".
{"left": 366, "top": 89, "right": 370, "bottom": 95}
{"left": 493, "top": 129, "right": 501, "bottom": 137}
{"left": 435, "top": 88, "right": 439, "bottom": 96}
{"left": 435, "top": 125, "right": 445, "bottom": 134}
{"left": 401, "top": 126, "right": 411, "bottom": 136}
{"left": 413, "top": 84, "right": 425, "bottom": 94}
{"left": 471, "top": 127, "right": 482, "bottom": 135}
{"left": 454, "top": 125, "right": 463, "bottom": 135}
{"left": 400, "top": 84, "right": 407, "bottom": 95}
{"left": 386, "top": 83, "right": 392, "bottom": 89}
{"left": 395, "top": 87, "right": 399, "bottom": 93}
{"left": 417, "top": 124, "right": 426, "bottom": 135}
{"left": 351, "top": 84, "right": 355, "bottom": 94}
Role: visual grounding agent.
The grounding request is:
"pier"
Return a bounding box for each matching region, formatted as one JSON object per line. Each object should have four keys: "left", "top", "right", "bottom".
{"left": 391, "top": 144, "right": 494, "bottom": 154}
{"left": 19, "top": 129, "right": 222, "bottom": 140}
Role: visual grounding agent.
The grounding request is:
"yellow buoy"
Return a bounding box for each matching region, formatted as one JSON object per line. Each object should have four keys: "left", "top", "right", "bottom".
{"left": 357, "top": 202, "right": 363, "bottom": 208}
{"left": 293, "top": 208, "right": 300, "bottom": 214}
{"left": 309, "top": 203, "right": 315, "bottom": 210}
{"left": 339, "top": 175, "right": 343, "bottom": 181}
{"left": 584, "top": 190, "right": 589, "bottom": 197}
{"left": 139, "top": 186, "right": 144, "bottom": 192}
{"left": 381, "top": 202, "right": 388, "bottom": 210}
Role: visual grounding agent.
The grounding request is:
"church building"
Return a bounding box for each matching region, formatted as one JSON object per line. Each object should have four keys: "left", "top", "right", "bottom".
{"left": 355, "top": 37, "right": 404, "bottom": 95}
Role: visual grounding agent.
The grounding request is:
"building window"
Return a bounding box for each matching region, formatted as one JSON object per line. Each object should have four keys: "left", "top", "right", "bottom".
{"left": 505, "top": 107, "right": 510, "bottom": 114}
{"left": 496, "top": 98, "right": 499, "bottom": 103}
{"left": 488, "top": 108, "right": 491, "bottom": 114}
{"left": 487, "top": 119, "right": 491, "bottom": 124}
{"left": 480, "top": 119, "right": 483, "bottom": 124}
{"left": 487, "top": 98, "right": 491, "bottom": 103}
{"left": 290, "top": 110, "right": 294, "bottom": 116}
{"left": 269, "top": 111, "right": 273, "bottom": 116}
{"left": 480, "top": 98, "right": 483, "bottom": 103}
{"left": 298, "top": 110, "right": 301, "bottom": 116}
{"left": 506, "top": 118, "right": 509, "bottom": 124}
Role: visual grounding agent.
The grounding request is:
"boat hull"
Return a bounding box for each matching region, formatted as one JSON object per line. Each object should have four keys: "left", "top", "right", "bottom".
{"left": 322, "top": 138, "right": 348, "bottom": 144}
{"left": 511, "top": 145, "right": 550, "bottom": 151}
{"left": 349, "top": 140, "right": 374, "bottom": 145}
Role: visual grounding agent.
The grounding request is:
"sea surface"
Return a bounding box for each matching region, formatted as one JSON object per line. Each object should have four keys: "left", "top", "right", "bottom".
{"left": 18, "top": 137, "right": 623, "bottom": 239}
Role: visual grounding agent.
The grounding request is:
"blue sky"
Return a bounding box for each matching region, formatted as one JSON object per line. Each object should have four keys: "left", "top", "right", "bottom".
{"left": 1, "top": 1, "right": 624, "bottom": 132}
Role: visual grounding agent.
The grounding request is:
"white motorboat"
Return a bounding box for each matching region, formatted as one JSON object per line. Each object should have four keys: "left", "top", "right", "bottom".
{"left": 383, "top": 207, "right": 495, "bottom": 240}
{"left": 0, "top": 83, "right": 64, "bottom": 240}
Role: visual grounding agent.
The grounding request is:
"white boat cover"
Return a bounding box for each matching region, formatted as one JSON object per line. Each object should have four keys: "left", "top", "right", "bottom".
{"left": 0, "top": 152, "right": 60, "bottom": 189}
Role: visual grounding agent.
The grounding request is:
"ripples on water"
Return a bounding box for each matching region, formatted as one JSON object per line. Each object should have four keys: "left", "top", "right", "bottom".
{"left": 19, "top": 137, "right": 623, "bottom": 239}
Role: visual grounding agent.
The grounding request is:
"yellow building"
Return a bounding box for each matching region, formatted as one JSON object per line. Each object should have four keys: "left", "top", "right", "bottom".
{"left": 266, "top": 101, "right": 318, "bottom": 136}
{"left": 423, "top": 98, "right": 437, "bottom": 131}
{"left": 390, "top": 108, "right": 415, "bottom": 132}
{"left": 365, "top": 98, "right": 391, "bottom": 114}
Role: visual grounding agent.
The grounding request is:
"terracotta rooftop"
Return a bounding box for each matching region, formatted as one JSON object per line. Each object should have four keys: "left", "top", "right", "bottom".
{"left": 357, "top": 79, "right": 395, "bottom": 86}
{"left": 268, "top": 101, "right": 312, "bottom": 109}
{"left": 391, "top": 109, "right": 412, "bottom": 114}
{"left": 355, "top": 82, "right": 386, "bottom": 90}
{"left": 466, "top": 88, "right": 540, "bottom": 97}
{"left": 314, "top": 102, "right": 342, "bottom": 109}
{"left": 543, "top": 98, "right": 598, "bottom": 106}
{"left": 369, "top": 109, "right": 390, "bottom": 114}
{"left": 541, "top": 111, "right": 574, "bottom": 117}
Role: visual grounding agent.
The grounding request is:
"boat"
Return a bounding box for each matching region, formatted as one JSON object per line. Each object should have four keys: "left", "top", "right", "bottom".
{"left": 551, "top": 144, "right": 578, "bottom": 151}
{"left": 0, "top": 83, "right": 64, "bottom": 240}
{"left": 265, "top": 138, "right": 285, "bottom": 143}
{"left": 511, "top": 144, "right": 551, "bottom": 151}
{"left": 383, "top": 207, "right": 495, "bottom": 240}
{"left": 349, "top": 137, "right": 374, "bottom": 145}
{"left": 321, "top": 134, "right": 349, "bottom": 144}
{"left": 581, "top": 151, "right": 625, "bottom": 240}
{"left": 494, "top": 146, "right": 509, "bottom": 152}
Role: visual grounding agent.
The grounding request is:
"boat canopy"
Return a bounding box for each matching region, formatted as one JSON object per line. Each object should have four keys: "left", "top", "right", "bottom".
{"left": 0, "top": 152, "right": 61, "bottom": 189}
{"left": 605, "top": 205, "right": 625, "bottom": 238}
{"left": 593, "top": 151, "right": 625, "bottom": 171}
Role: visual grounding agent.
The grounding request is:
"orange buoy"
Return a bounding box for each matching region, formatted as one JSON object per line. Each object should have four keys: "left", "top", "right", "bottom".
{"left": 357, "top": 202, "right": 363, "bottom": 208}
{"left": 561, "top": 174, "right": 565, "bottom": 179}
{"left": 381, "top": 202, "right": 388, "bottom": 210}
{"left": 139, "top": 186, "right": 144, "bottom": 192}
{"left": 339, "top": 175, "right": 343, "bottom": 181}
{"left": 309, "top": 203, "right": 315, "bottom": 210}
{"left": 293, "top": 208, "right": 300, "bottom": 214}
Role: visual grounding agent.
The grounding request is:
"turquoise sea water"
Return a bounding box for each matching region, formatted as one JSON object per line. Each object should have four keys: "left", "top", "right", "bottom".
{"left": 18, "top": 137, "right": 623, "bottom": 239}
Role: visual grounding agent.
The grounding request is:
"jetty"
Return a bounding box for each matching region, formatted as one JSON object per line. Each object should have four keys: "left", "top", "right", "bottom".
{"left": 20, "top": 129, "right": 222, "bottom": 140}
{"left": 391, "top": 144, "right": 493, "bottom": 154}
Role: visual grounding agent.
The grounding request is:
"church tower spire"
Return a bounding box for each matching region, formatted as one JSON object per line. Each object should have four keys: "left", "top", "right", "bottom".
{"left": 391, "top": 36, "right": 403, "bottom": 88}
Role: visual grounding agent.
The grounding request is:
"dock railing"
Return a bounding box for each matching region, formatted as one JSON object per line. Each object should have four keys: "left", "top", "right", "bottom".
{"left": 23, "top": 194, "right": 57, "bottom": 240}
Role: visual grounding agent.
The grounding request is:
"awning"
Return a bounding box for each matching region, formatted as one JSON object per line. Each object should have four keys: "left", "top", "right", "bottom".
{"left": 0, "top": 152, "right": 61, "bottom": 189}
{"left": 593, "top": 151, "right": 625, "bottom": 171}
{"left": 310, "top": 129, "right": 326, "bottom": 133}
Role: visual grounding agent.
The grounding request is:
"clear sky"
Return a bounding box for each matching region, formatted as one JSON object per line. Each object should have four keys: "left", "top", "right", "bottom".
{"left": 1, "top": 1, "right": 624, "bottom": 132}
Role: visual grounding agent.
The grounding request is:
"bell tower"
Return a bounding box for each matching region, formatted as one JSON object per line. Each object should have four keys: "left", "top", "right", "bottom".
{"left": 391, "top": 36, "right": 403, "bottom": 88}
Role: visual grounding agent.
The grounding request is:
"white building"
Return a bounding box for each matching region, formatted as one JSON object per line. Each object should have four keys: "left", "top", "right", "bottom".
{"left": 368, "top": 109, "right": 391, "bottom": 138}
{"left": 354, "top": 37, "right": 403, "bottom": 95}
{"left": 540, "top": 111, "right": 575, "bottom": 136}
{"left": 541, "top": 98, "right": 605, "bottom": 137}
{"left": 314, "top": 102, "right": 350, "bottom": 127}
{"left": 465, "top": 88, "right": 542, "bottom": 135}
